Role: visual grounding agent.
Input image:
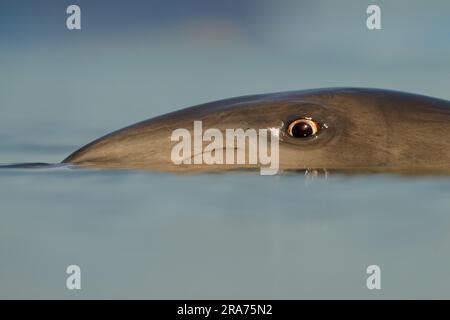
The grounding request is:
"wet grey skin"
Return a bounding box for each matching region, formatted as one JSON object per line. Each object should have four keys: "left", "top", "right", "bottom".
{"left": 62, "top": 88, "right": 450, "bottom": 174}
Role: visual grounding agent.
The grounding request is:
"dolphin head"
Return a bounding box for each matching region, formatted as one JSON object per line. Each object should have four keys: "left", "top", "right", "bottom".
{"left": 62, "top": 88, "right": 450, "bottom": 174}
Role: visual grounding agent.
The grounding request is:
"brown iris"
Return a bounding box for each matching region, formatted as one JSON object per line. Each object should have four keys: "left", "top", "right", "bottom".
{"left": 287, "top": 118, "right": 320, "bottom": 138}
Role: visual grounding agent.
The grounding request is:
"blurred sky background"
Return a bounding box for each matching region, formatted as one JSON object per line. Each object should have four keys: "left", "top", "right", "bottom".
{"left": 0, "top": 0, "right": 449, "bottom": 163}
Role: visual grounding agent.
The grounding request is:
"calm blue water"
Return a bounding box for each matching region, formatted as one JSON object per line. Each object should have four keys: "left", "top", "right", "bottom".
{"left": 1, "top": 0, "right": 450, "bottom": 298}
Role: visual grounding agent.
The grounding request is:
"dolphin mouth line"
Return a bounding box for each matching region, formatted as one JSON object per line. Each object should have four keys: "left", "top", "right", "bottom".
{"left": 0, "top": 163, "right": 68, "bottom": 169}
{"left": 185, "top": 147, "right": 241, "bottom": 163}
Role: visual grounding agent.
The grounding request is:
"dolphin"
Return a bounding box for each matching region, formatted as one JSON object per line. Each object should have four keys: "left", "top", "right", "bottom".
{"left": 56, "top": 88, "right": 450, "bottom": 174}
{"left": 1, "top": 88, "right": 448, "bottom": 174}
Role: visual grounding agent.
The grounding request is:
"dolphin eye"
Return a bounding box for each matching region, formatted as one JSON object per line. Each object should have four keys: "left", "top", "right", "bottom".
{"left": 287, "top": 118, "right": 320, "bottom": 138}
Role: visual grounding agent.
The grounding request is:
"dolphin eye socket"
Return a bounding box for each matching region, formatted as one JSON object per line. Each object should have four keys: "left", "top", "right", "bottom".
{"left": 287, "top": 118, "right": 320, "bottom": 138}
